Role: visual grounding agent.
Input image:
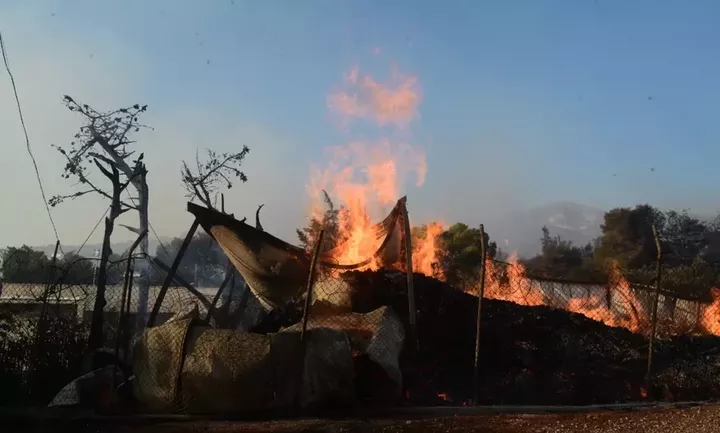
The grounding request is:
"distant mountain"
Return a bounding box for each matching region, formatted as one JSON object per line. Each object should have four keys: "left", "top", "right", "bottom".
{"left": 31, "top": 236, "right": 174, "bottom": 259}
{"left": 485, "top": 202, "right": 605, "bottom": 259}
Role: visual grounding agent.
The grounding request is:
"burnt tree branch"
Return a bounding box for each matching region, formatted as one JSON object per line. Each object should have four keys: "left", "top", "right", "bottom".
{"left": 181, "top": 147, "right": 250, "bottom": 210}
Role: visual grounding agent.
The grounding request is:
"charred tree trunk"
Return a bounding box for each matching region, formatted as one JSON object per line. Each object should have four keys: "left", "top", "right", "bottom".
{"left": 87, "top": 165, "right": 124, "bottom": 356}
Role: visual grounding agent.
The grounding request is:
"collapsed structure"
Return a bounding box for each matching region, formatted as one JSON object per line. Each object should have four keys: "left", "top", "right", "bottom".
{"left": 126, "top": 199, "right": 412, "bottom": 413}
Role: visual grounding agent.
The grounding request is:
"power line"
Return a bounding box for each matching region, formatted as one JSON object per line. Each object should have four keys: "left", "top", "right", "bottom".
{"left": 75, "top": 206, "right": 110, "bottom": 257}
{"left": 0, "top": 30, "right": 62, "bottom": 248}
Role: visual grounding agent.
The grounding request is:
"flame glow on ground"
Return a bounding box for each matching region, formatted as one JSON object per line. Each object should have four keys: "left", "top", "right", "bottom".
{"left": 307, "top": 59, "right": 720, "bottom": 338}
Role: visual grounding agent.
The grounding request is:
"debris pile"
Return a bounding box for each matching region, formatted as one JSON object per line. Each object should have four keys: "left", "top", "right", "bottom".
{"left": 341, "top": 270, "right": 720, "bottom": 406}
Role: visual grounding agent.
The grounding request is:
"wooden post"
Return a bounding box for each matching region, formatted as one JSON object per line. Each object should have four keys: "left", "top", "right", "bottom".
{"left": 296, "top": 229, "right": 325, "bottom": 409}
{"left": 646, "top": 224, "right": 663, "bottom": 384}
{"left": 221, "top": 193, "right": 226, "bottom": 214}
{"left": 147, "top": 219, "right": 200, "bottom": 328}
{"left": 473, "top": 224, "right": 488, "bottom": 405}
{"left": 401, "top": 203, "right": 418, "bottom": 352}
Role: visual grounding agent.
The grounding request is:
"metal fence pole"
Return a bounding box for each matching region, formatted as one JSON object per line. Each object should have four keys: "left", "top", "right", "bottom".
{"left": 147, "top": 219, "right": 199, "bottom": 328}
{"left": 473, "top": 224, "right": 488, "bottom": 405}
{"left": 646, "top": 224, "right": 663, "bottom": 384}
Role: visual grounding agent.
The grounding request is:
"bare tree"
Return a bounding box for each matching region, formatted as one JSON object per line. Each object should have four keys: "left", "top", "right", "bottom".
{"left": 50, "top": 95, "right": 149, "bottom": 357}
{"left": 180, "top": 147, "right": 264, "bottom": 229}
{"left": 181, "top": 147, "right": 249, "bottom": 210}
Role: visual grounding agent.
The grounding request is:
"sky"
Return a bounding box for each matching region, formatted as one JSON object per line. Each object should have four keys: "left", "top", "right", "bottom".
{"left": 1, "top": 0, "right": 720, "bottom": 250}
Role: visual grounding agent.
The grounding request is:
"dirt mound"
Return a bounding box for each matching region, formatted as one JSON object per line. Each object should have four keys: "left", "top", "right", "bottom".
{"left": 342, "top": 270, "right": 720, "bottom": 406}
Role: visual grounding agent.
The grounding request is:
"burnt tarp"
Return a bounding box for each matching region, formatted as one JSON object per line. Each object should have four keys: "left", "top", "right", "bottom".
{"left": 130, "top": 316, "right": 356, "bottom": 413}
{"left": 186, "top": 199, "right": 407, "bottom": 311}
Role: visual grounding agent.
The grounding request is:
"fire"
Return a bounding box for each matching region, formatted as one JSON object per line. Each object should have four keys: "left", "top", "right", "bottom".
{"left": 309, "top": 61, "right": 441, "bottom": 270}
{"left": 412, "top": 222, "right": 445, "bottom": 278}
{"left": 565, "top": 263, "right": 645, "bottom": 333}
{"left": 482, "top": 255, "right": 544, "bottom": 307}
{"left": 306, "top": 60, "right": 719, "bottom": 341}
{"left": 700, "top": 288, "right": 720, "bottom": 336}
{"left": 460, "top": 256, "right": 652, "bottom": 335}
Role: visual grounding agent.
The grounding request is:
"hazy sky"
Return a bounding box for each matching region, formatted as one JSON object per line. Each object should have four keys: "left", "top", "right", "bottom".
{"left": 2, "top": 0, "right": 720, "bottom": 249}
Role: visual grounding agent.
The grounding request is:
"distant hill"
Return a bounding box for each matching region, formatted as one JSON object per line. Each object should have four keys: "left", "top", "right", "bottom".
{"left": 485, "top": 202, "right": 605, "bottom": 259}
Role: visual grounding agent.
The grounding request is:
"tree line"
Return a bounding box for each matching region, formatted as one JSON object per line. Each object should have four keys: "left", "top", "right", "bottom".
{"left": 522, "top": 205, "right": 720, "bottom": 299}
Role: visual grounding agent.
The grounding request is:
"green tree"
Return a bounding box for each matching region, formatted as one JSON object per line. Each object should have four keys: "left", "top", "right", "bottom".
{"left": 434, "top": 223, "right": 498, "bottom": 288}
{"left": 1, "top": 246, "right": 50, "bottom": 283}
{"left": 296, "top": 190, "right": 345, "bottom": 252}
{"left": 593, "top": 204, "right": 666, "bottom": 270}
{"left": 58, "top": 252, "right": 96, "bottom": 285}
{"left": 523, "top": 226, "right": 601, "bottom": 280}
{"left": 153, "top": 232, "right": 227, "bottom": 286}
{"left": 662, "top": 209, "right": 710, "bottom": 266}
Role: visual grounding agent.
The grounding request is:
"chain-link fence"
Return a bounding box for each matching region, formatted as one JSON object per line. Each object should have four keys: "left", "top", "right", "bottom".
{"left": 435, "top": 257, "right": 720, "bottom": 406}
{"left": 4, "top": 228, "right": 720, "bottom": 413}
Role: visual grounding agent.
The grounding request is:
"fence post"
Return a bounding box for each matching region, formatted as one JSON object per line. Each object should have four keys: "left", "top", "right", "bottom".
{"left": 646, "top": 224, "right": 663, "bottom": 384}
{"left": 296, "top": 229, "right": 324, "bottom": 410}
{"left": 401, "top": 203, "right": 418, "bottom": 353}
{"left": 473, "top": 224, "right": 488, "bottom": 405}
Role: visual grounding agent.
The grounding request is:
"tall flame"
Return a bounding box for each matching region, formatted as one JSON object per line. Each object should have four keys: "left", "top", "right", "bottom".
{"left": 308, "top": 61, "right": 440, "bottom": 269}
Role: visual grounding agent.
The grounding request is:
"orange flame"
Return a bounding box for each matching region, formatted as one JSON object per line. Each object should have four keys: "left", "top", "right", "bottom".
{"left": 412, "top": 222, "right": 445, "bottom": 278}
{"left": 461, "top": 257, "right": 653, "bottom": 335}
{"left": 309, "top": 62, "right": 438, "bottom": 269}
{"left": 481, "top": 255, "right": 544, "bottom": 307}
{"left": 566, "top": 263, "right": 646, "bottom": 333}
{"left": 700, "top": 288, "right": 720, "bottom": 336}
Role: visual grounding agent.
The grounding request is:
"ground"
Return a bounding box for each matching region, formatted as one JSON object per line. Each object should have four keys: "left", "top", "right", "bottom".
{"left": 7, "top": 405, "right": 720, "bottom": 433}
